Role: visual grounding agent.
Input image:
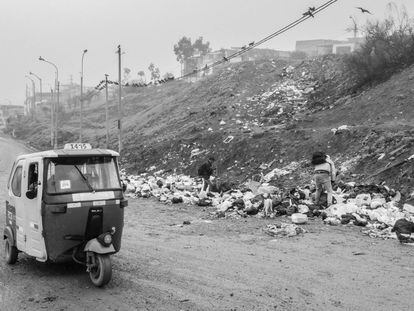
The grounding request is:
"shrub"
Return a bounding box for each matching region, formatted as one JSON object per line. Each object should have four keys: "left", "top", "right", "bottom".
{"left": 346, "top": 3, "right": 414, "bottom": 87}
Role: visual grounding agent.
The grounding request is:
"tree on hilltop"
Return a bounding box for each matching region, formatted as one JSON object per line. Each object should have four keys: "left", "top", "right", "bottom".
{"left": 123, "top": 67, "right": 131, "bottom": 83}
{"left": 137, "top": 70, "right": 146, "bottom": 82}
{"left": 173, "top": 36, "right": 211, "bottom": 63}
{"left": 148, "top": 63, "right": 161, "bottom": 82}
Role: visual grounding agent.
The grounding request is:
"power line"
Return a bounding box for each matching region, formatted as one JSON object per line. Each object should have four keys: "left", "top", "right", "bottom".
{"left": 92, "top": 0, "right": 339, "bottom": 90}
{"left": 180, "top": 0, "right": 338, "bottom": 79}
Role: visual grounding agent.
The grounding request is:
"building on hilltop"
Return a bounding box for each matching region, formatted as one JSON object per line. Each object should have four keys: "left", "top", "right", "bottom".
{"left": 183, "top": 47, "right": 293, "bottom": 81}
{"left": 295, "top": 38, "right": 364, "bottom": 57}
{"left": 332, "top": 37, "right": 365, "bottom": 55}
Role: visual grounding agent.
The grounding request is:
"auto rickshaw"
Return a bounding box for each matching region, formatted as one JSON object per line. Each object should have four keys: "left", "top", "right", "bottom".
{"left": 3, "top": 143, "right": 127, "bottom": 287}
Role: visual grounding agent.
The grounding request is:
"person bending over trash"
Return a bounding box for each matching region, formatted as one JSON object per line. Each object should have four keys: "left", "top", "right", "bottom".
{"left": 198, "top": 156, "right": 216, "bottom": 192}
{"left": 311, "top": 152, "right": 336, "bottom": 207}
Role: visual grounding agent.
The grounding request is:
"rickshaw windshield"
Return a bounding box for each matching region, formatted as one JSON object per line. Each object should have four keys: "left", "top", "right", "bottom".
{"left": 46, "top": 156, "right": 121, "bottom": 194}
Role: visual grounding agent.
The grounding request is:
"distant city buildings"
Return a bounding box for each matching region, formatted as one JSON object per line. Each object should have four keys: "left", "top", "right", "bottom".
{"left": 182, "top": 38, "right": 364, "bottom": 81}
{"left": 25, "top": 83, "right": 97, "bottom": 116}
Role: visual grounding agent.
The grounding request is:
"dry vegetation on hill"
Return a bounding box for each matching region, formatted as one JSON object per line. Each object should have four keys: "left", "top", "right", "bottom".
{"left": 7, "top": 53, "right": 414, "bottom": 195}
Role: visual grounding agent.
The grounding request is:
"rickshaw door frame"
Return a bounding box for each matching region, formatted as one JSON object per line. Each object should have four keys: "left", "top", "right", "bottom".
{"left": 22, "top": 158, "right": 47, "bottom": 261}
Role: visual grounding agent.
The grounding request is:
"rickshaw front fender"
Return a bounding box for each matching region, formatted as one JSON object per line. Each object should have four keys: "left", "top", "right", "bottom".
{"left": 84, "top": 238, "right": 115, "bottom": 254}
{"left": 3, "top": 226, "right": 15, "bottom": 246}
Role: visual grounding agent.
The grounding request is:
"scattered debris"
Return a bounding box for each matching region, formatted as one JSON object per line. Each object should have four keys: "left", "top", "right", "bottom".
{"left": 264, "top": 223, "right": 307, "bottom": 237}
{"left": 223, "top": 136, "right": 234, "bottom": 144}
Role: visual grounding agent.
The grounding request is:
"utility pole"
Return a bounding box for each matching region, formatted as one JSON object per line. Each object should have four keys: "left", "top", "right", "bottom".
{"left": 349, "top": 16, "right": 358, "bottom": 38}
{"left": 105, "top": 74, "right": 109, "bottom": 149}
{"left": 80, "top": 49, "right": 87, "bottom": 142}
{"left": 29, "top": 72, "right": 42, "bottom": 113}
{"left": 55, "top": 81, "right": 59, "bottom": 149}
{"left": 25, "top": 84, "right": 29, "bottom": 115}
{"left": 117, "top": 45, "right": 122, "bottom": 154}
{"left": 50, "top": 88, "right": 54, "bottom": 146}
{"left": 25, "top": 75, "right": 36, "bottom": 115}
{"left": 39, "top": 56, "right": 59, "bottom": 149}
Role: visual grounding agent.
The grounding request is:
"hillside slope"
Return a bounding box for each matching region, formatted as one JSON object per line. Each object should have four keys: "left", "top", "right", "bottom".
{"left": 6, "top": 55, "right": 414, "bottom": 195}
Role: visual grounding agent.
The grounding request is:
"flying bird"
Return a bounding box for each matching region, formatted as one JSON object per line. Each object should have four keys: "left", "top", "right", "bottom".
{"left": 356, "top": 7, "right": 372, "bottom": 14}
{"left": 248, "top": 41, "right": 255, "bottom": 47}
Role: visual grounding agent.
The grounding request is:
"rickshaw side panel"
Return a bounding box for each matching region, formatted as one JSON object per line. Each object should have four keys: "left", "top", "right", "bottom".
{"left": 5, "top": 201, "right": 16, "bottom": 245}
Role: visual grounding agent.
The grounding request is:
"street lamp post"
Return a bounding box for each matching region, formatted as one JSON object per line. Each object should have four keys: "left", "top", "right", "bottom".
{"left": 25, "top": 84, "right": 29, "bottom": 115}
{"left": 29, "top": 72, "right": 42, "bottom": 111}
{"left": 80, "top": 49, "right": 87, "bottom": 142}
{"left": 117, "top": 45, "right": 122, "bottom": 155}
{"left": 39, "top": 56, "right": 59, "bottom": 149}
{"left": 105, "top": 74, "right": 109, "bottom": 148}
{"left": 25, "top": 75, "right": 36, "bottom": 115}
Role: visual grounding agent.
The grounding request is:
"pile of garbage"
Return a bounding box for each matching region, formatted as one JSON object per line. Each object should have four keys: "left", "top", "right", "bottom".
{"left": 121, "top": 170, "right": 414, "bottom": 240}
{"left": 321, "top": 183, "right": 414, "bottom": 239}
{"left": 243, "top": 64, "right": 319, "bottom": 125}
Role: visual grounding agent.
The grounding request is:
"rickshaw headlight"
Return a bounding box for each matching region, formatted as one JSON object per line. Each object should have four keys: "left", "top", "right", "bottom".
{"left": 97, "top": 232, "right": 113, "bottom": 246}
{"left": 103, "top": 234, "right": 112, "bottom": 245}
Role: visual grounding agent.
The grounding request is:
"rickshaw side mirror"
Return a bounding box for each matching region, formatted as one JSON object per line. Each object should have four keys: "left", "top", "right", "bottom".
{"left": 26, "top": 190, "right": 37, "bottom": 200}
{"left": 121, "top": 181, "right": 127, "bottom": 193}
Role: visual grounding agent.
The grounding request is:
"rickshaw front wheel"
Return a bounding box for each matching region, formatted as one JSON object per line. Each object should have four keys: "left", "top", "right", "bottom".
{"left": 89, "top": 254, "right": 112, "bottom": 287}
{"left": 5, "top": 238, "right": 18, "bottom": 265}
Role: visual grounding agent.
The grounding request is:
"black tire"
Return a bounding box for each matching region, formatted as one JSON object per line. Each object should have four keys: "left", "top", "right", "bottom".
{"left": 4, "top": 238, "right": 18, "bottom": 265}
{"left": 89, "top": 254, "right": 112, "bottom": 287}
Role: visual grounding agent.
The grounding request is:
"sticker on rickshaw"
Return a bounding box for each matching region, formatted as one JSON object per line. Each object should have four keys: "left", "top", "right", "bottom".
{"left": 60, "top": 180, "right": 71, "bottom": 189}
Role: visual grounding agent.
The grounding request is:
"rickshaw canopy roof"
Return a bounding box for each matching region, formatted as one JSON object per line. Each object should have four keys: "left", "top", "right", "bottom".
{"left": 15, "top": 148, "right": 119, "bottom": 161}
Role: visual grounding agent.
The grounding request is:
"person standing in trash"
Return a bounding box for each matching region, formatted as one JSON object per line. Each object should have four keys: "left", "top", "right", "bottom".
{"left": 311, "top": 152, "right": 336, "bottom": 207}
{"left": 198, "top": 156, "right": 216, "bottom": 192}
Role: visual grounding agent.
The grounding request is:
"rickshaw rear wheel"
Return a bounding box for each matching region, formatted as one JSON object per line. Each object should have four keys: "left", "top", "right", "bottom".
{"left": 5, "top": 238, "right": 18, "bottom": 264}
{"left": 89, "top": 254, "right": 112, "bottom": 287}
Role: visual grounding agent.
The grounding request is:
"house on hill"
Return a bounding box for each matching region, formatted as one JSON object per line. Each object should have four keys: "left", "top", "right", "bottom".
{"left": 295, "top": 38, "right": 364, "bottom": 57}
{"left": 183, "top": 47, "right": 292, "bottom": 80}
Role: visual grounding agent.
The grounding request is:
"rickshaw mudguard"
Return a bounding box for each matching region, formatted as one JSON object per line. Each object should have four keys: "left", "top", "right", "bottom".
{"left": 3, "top": 226, "right": 15, "bottom": 246}
{"left": 84, "top": 238, "right": 115, "bottom": 254}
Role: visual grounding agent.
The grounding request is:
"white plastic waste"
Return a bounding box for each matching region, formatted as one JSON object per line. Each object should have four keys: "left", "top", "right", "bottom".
{"left": 355, "top": 194, "right": 371, "bottom": 207}
{"left": 291, "top": 213, "right": 308, "bottom": 224}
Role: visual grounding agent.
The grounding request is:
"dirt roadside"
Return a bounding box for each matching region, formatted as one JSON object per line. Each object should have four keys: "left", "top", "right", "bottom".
{"left": 1, "top": 135, "right": 413, "bottom": 311}
{"left": 1, "top": 195, "right": 413, "bottom": 311}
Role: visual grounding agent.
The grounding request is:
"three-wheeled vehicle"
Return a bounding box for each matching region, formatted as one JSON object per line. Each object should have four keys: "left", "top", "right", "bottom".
{"left": 3, "top": 143, "right": 127, "bottom": 287}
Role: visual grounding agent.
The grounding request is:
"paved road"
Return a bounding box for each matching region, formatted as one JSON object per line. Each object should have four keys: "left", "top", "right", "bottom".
{"left": 0, "top": 135, "right": 413, "bottom": 311}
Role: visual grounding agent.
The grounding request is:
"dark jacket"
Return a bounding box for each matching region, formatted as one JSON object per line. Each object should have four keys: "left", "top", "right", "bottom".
{"left": 198, "top": 161, "right": 214, "bottom": 178}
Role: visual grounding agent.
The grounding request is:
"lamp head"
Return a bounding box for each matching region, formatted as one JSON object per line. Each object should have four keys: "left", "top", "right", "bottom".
{"left": 39, "top": 56, "right": 45, "bottom": 61}
{"left": 83, "top": 49, "right": 88, "bottom": 53}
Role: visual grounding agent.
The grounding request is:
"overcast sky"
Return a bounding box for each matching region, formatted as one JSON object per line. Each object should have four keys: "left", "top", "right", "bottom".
{"left": 1, "top": 0, "right": 413, "bottom": 106}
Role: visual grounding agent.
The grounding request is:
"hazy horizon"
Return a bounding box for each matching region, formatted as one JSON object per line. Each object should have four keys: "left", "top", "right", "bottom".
{"left": 1, "top": 0, "right": 413, "bottom": 106}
